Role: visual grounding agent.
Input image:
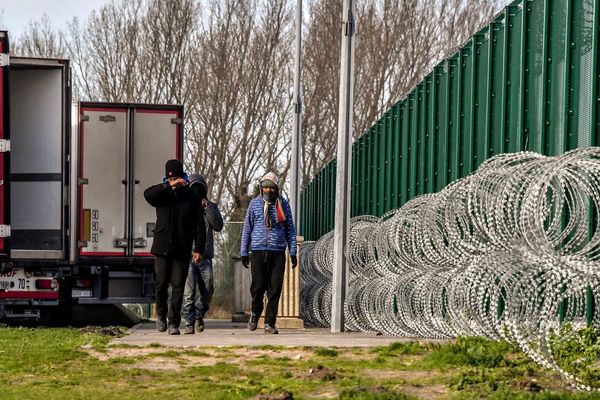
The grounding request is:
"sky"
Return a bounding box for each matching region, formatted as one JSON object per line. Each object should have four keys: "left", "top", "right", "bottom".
{"left": 0, "top": 0, "right": 110, "bottom": 40}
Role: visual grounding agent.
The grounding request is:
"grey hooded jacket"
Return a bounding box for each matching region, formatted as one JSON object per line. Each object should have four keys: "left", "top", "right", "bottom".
{"left": 190, "top": 174, "right": 224, "bottom": 259}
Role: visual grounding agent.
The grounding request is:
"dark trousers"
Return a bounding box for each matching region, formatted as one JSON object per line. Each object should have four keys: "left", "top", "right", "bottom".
{"left": 250, "top": 250, "right": 286, "bottom": 326}
{"left": 154, "top": 255, "right": 189, "bottom": 327}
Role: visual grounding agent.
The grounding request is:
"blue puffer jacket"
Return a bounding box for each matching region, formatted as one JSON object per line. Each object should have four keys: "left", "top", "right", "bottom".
{"left": 240, "top": 195, "right": 297, "bottom": 256}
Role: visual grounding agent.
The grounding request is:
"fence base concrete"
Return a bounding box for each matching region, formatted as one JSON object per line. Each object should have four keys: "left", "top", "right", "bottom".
{"left": 232, "top": 237, "right": 304, "bottom": 328}
{"left": 258, "top": 317, "right": 304, "bottom": 329}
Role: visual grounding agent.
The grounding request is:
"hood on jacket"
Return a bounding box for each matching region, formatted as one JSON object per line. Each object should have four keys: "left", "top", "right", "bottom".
{"left": 189, "top": 173, "right": 208, "bottom": 199}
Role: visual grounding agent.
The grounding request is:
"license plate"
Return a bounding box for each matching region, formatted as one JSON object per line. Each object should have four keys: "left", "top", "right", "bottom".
{"left": 0, "top": 281, "right": 9, "bottom": 290}
{"left": 72, "top": 289, "right": 93, "bottom": 298}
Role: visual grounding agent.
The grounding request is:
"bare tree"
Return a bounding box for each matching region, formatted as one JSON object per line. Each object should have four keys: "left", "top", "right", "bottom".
{"left": 300, "top": 0, "right": 502, "bottom": 187}
{"left": 187, "top": 0, "right": 293, "bottom": 220}
{"left": 12, "top": 0, "right": 504, "bottom": 216}
{"left": 11, "top": 14, "right": 66, "bottom": 58}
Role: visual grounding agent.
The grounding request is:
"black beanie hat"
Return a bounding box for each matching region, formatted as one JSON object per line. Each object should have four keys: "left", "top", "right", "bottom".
{"left": 165, "top": 159, "right": 184, "bottom": 178}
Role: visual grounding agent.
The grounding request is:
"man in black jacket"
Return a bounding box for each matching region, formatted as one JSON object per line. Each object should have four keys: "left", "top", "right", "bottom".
{"left": 144, "top": 159, "right": 206, "bottom": 335}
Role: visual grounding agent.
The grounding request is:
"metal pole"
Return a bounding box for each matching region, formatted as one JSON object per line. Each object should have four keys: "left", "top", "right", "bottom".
{"left": 290, "top": 0, "right": 303, "bottom": 230}
{"left": 332, "top": 0, "right": 355, "bottom": 333}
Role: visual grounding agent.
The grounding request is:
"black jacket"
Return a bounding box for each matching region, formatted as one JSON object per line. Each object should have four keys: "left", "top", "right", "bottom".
{"left": 144, "top": 183, "right": 206, "bottom": 260}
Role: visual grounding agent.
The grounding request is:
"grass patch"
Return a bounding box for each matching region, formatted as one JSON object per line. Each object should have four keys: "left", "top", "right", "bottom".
{"left": 185, "top": 350, "right": 211, "bottom": 357}
{"left": 145, "top": 350, "right": 181, "bottom": 358}
{"left": 372, "top": 341, "right": 427, "bottom": 357}
{"left": 0, "top": 326, "right": 596, "bottom": 399}
{"left": 340, "top": 386, "right": 417, "bottom": 399}
{"left": 549, "top": 324, "right": 600, "bottom": 390}
{"left": 314, "top": 348, "right": 339, "bottom": 357}
{"left": 421, "top": 337, "right": 516, "bottom": 369}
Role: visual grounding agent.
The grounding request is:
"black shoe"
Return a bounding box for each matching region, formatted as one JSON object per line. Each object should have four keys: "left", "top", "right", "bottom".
{"left": 264, "top": 324, "right": 278, "bottom": 334}
{"left": 182, "top": 323, "right": 194, "bottom": 335}
{"left": 168, "top": 324, "right": 180, "bottom": 335}
{"left": 247, "top": 313, "right": 258, "bottom": 331}
{"left": 195, "top": 317, "right": 205, "bottom": 332}
{"left": 156, "top": 318, "right": 167, "bottom": 332}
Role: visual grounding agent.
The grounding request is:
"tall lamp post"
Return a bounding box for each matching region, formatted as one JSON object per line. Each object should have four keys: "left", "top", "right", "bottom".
{"left": 290, "top": 0, "right": 303, "bottom": 231}
{"left": 332, "top": 0, "right": 355, "bottom": 333}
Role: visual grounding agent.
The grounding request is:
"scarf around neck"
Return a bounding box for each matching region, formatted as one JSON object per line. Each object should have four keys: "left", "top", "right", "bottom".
{"left": 263, "top": 197, "right": 286, "bottom": 229}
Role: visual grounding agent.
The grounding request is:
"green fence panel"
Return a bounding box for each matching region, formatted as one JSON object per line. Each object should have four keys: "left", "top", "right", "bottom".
{"left": 447, "top": 56, "right": 460, "bottom": 183}
{"left": 490, "top": 15, "right": 507, "bottom": 156}
{"left": 384, "top": 110, "right": 394, "bottom": 211}
{"left": 400, "top": 101, "right": 410, "bottom": 204}
{"left": 506, "top": 3, "right": 525, "bottom": 153}
{"left": 427, "top": 73, "right": 436, "bottom": 193}
{"left": 298, "top": 0, "right": 600, "bottom": 298}
{"left": 377, "top": 119, "right": 385, "bottom": 215}
{"left": 462, "top": 42, "right": 475, "bottom": 176}
{"left": 409, "top": 90, "right": 418, "bottom": 200}
{"left": 392, "top": 103, "right": 402, "bottom": 209}
{"left": 436, "top": 61, "right": 450, "bottom": 191}
{"left": 547, "top": 0, "right": 568, "bottom": 155}
{"left": 418, "top": 81, "right": 428, "bottom": 196}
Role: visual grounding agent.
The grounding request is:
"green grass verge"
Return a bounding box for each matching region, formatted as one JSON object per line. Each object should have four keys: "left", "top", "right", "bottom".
{"left": 0, "top": 326, "right": 598, "bottom": 399}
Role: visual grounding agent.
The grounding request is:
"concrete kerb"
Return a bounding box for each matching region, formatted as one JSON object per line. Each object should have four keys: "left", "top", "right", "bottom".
{"left": 110, "top": 319, "right": 448, "bottom": 348}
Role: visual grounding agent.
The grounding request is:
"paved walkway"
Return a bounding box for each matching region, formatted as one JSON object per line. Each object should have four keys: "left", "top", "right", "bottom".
{"left": 111, "top": 319, "right": 430, "bottom": 347}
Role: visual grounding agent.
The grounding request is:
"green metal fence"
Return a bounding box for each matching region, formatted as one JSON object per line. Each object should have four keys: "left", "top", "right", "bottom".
{"left": 300, "top": 0, "right": 600, "bottom": 241}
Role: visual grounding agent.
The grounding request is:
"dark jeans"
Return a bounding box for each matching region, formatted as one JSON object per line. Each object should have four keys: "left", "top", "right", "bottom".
{"left": 154, "top": 255, "right": 189, "bottom": 327}
{"left": 181, "top": 258, "right": 214, "bottom": 325}
{"left": 250, "top": 250, "right": 286, "bottom": 326}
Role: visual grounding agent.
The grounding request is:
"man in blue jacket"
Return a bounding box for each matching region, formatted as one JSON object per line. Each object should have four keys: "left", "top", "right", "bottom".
{"left": 240, "top": 172, "right": 297, "bottom": 334}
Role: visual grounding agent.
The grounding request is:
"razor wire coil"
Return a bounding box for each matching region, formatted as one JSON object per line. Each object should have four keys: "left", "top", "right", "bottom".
{"left": 300, "top": 148, "right": 600, "bottom": 390}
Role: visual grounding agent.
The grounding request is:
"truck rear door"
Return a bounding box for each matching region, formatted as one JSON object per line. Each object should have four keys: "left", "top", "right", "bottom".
{"left": 131, "top": 108, "right": 182, "bottom": 256}
{"left": 77, "top": 103, "right": 182, "bottom": 261}
{"left": 6, "top": 56, "right": 70, "bottom": 260}
{"left": 0, "top": 31, "right": 8, "bottom": 258}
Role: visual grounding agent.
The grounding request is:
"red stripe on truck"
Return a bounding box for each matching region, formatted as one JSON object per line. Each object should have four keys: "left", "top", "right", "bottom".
{"left": 80, "top": 251, "right": 124, "bottom": 256}
{"left": 0, "top": 291, "right": 59, "bottom": 299}
{"left": 82, "top": 107, "right": 127, "bottom": 113}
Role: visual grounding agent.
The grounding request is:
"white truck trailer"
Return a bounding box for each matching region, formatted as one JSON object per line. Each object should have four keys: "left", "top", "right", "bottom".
{"left": 0, "top": 31, "right": 183, "bottom": 320}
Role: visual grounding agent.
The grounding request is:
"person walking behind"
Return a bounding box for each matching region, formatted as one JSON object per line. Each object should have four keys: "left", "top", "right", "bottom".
{"left": 182, "top": 174, "right": 224, "bottom": 334}
{"left": 144, "top": 159, "right": 206, "bottom": 335}
{"left": 240, "top": 172, "right": 297, "bottom": 334}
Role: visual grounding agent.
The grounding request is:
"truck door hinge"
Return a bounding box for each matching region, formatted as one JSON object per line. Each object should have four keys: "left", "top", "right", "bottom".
{"left": 0, "top": 54, "right": 9, "bottom": 67}
{"left": 81, "top": 115, "right": 90, "bottom": 122}
{"left": 0, "top": 139, "right": 10, "bottom": 153}
{"left": 113, "top": 238, "right": 128, "bottom": 248}
{"left": 133, "top": 238, "right": 147, "bottom": 248}
{"left": 171, "top": 118, "right": 182, "bottom": 125}
{"left": 0, "top": 225, "right": 11, "bottom": 238}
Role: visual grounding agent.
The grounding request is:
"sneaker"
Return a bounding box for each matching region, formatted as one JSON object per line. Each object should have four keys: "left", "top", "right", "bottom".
{"left": 156, "top": 318, "right": 167, "bottom": 332}
{"left": 182, "top": 323, "right": 194, "bottom": 335}
{"left": 195, "top": 317, "right": 205, "bottom": 332}
{"left": 247, "top": 313, "right": 258, "bottom": 331}
{"left": 168, "top": 324, "right": 180, "bottom": 335}
{"left": 264, "top": 324, "right": 278, "bottom": 334}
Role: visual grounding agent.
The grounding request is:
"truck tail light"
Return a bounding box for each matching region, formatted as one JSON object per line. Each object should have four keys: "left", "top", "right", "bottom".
{"left": 73, "top": 278, "right": 91, "bottom": 288}
{"left": 35, "top": 279, "right": 58, "bottom": 290}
